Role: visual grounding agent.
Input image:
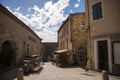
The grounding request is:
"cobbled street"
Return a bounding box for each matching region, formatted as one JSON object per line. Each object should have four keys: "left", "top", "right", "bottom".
{"left": 14, "top": 62, "right": 120, "bottom": 80}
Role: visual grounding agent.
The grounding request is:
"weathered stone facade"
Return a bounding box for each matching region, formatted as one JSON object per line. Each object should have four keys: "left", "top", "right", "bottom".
{"left": 58, "top": 13, "right": 87, "bottom": 67}
{"left": 71, "top": 13, "right": 87, "bottom": 67}
{"left": 0, "top": 4, "right": 42, "bottom": 69}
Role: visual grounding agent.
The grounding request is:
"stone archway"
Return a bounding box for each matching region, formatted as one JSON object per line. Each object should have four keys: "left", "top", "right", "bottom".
{"left": 0, "top": 41, "right": 16, "bottom": 69}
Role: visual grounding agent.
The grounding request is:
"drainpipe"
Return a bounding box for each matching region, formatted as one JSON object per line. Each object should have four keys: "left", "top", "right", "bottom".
{"left": 88, "top": 0, "right": 92, "bottom": 70}
{"left": 86, "top": 0, "right": 92, "bottom": 70}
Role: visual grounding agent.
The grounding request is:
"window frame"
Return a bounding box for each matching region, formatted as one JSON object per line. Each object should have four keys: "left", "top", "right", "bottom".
{"left": 92, "top": 2, "right": 103, "bottom": 20}
{"left": 112, "top": 41, "right": 120, "bottom": 65}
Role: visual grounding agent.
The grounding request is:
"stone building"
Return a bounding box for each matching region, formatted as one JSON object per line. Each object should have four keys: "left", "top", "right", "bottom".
{"left": 44, "top": 42, "right": 58, "bottom": 54}
{"left": 0, "top": 4, "right": 42, "bottom": 70}
{"left": 58, "top": 13, "right": 87, "bottom": 67}
{"left": 85, "top": 0, "right": 120, "bottom": 76}
{"left": 43, "top": 42, "right": 58, "bottom": 61}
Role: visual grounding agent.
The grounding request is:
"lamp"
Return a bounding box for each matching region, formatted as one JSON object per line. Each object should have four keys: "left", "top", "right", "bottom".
{"left": 80, "top": 21, "right": 85, "bottom": 28}
{"left": 80, "top": 21, "right": 89, "bottom": 30}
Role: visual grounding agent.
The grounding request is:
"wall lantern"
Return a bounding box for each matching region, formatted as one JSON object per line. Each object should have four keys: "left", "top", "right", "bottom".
{"left": 80, "top": 21, "right": 85, "bottom": 28}
{"left": 80, "top": 21, "right": 89, "bottom": 29}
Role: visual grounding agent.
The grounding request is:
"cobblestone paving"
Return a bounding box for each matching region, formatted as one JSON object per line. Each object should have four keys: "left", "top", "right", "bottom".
{"left": 14, "top": 62, "right": 120, "bottom": 80}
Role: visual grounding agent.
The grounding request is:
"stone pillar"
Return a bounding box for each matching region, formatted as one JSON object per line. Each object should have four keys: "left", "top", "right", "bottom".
{"left": 17, "top": 68, "right": 24, "bottom": 80}
{"left": 102, "top": 70, "right": 109, "bottom": 80}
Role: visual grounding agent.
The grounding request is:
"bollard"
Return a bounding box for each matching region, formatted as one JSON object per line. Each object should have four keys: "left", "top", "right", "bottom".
{"left": 17, "top": 68, "right": 24, "bottom": 80}
{"left": 102, "top": 70, "right": 109, "bottom": 80}
{"left": 85, "top": 66, "right": 88, "bottom": 71}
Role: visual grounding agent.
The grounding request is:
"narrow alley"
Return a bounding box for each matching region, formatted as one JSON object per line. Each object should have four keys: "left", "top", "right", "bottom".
{"left": 14, "top": 62, "right": 120, "bottom": 80}
{"left": 0, "top": 0, "right": 120, "bottom": 80}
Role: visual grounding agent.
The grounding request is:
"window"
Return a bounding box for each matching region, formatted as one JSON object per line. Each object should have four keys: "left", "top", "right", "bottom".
{"left": 66, "top": 39, "right": 68, "bottom": 49}
{"left": 92, "top": 2, "right": 103, "bottom": 20}
{"left": 27, "top": 43, "right": 30, "bottom": 56}
{"left": 112, "top": 42, "right": 120, "bottom": 65}
{"left": 77, "top": 47, "right": 85, "bottom": 62}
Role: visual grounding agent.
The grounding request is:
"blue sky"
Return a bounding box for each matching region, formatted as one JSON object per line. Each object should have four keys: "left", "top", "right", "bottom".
{"left": 0, "top": 0, "right": 85, "bottom": 42}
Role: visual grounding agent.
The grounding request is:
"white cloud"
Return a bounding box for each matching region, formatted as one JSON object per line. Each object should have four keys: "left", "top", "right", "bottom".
{"left": 6, "top": 0, "right": 70, "bottom": 42}
{"left": 44, "top": 1, "right": 53, "bottom": 10}
{"left": 15, "top": 7, "right": 21, "bottom": 11}
{"left": 6, "top": 6, "right": 12, "bottom": 12}
{"left": 74, "top": 3, "right": 80, "bottom": 8}
{"left": 70, "top": 10, "right": 73, "bottom": 13}
{"left": 78, "top": 0, "right": 81, "bottom": 2}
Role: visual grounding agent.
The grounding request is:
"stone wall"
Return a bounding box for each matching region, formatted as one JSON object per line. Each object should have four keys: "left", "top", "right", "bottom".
{"left": 0, "top": 5, "right": 42, "bottom": 68}
{"left": 71, "top": 13, "right": 87, "bottom": 52}
{"left": 58, "top": 13, "right": 87, "bottom": 66}
{"left": 70, "top": 13, "right": 87, "bottom": 67}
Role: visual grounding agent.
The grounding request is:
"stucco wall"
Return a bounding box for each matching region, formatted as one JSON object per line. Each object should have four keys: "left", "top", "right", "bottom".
{"left": 85, "top": 0, "right": 120, "bottom": 74}
{"left": 58, "top": 18, "right": 72, "bottom": 50}
{"left": 89, "top": 0, "right": 120, "bottom": 37}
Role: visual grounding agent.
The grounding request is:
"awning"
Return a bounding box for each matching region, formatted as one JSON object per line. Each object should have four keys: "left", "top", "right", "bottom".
{"left": 54, "top": 49, "right": 71, "bottom": 54}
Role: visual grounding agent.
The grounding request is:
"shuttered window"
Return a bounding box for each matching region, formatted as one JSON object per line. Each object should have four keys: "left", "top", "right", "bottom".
{"left": 92, "top": 2, "right": 103, "bottom": 20}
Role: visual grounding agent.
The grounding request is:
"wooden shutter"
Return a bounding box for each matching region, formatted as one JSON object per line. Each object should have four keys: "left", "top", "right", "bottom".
{"left": 92, "top": 2, "right": 103, "bottom": 20}
{"left": 97, "top": 2, "right": 103, "bottom": 19}
{"left": 92, "top": 4, "right": 98, "bottom": 20}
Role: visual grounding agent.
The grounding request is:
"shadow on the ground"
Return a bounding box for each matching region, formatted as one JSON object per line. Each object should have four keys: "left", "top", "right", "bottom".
{"left": 58, "top": 64, "right": 85, "bottom": 69}
{"left": 80, "top": 73, "right": 96, "bottom": 76}
{"left": 61, "top": 66, "right": 80, "bottom": 68}
{"left": 24, "top": 66, "right": 44, "bottom": 76}
{"left": 0, "top": 67, "right": 19, "bottom": 80}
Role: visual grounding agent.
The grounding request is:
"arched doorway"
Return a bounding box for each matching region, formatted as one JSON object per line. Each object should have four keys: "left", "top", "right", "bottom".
{"left": 0, "top": 41, "right": 16, "bottom": 69}
{"left": 76, "top": 47, "right": 87, "bottom": 68}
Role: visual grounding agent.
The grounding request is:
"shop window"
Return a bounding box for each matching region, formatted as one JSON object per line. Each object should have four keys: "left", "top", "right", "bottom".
{"left": 112, "top": 42, "right": 120, "bottom": 65}
{"left": 92, "top": 2, "right": 103, "bottom": 20}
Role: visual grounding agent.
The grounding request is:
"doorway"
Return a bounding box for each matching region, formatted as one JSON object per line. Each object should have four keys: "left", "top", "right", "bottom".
{"left": 76, "top": 47, "right": 87, "bottom": 68}
{"left": 98, "top": 40, "right": 109, "bottom": 71}
{"left": 0, "top": 41, "right": 16, "bottom": 69}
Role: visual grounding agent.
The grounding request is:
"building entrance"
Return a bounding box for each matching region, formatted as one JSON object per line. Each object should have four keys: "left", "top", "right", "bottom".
{"left": 0, "top": 41, "right": 16, "bottom": 69}
{"left": 98, "top": 40, "right": 109, "bottom": 71}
